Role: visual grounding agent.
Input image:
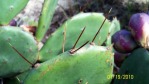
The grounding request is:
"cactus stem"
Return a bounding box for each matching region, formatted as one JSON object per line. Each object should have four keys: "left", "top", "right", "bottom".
{"left": 72, "top": 26, "right": 86, "bottom": 50}
{"left": 62, "top": 24, "right": 67, "bottom": 53}
{"left": 8, "top": 43, "right": 34, "bottom": 66}
{"left": 91, "top": 8, "right": 112, "bottom": 43}
{"left": 70, "top": 41, "right": 89, "bottom": 54}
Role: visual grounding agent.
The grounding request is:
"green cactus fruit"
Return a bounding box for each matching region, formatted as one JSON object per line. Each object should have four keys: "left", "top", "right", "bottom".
{"left": 0, "top": 0, "right": 29, "bottom": 25}
{"left": 39, "top": 13, "right": 114, "bottom": 62}
{"left": 114, "top": 48, "right": 149, "bottom": 84}
{"left": 23, "top": 45, "right": 114, "bottom": 84}
{"left": 0, "top": 26, "right": 38, "bottom": 78}
{"left": 36, "top": 0, "right": 58, "bottom": 41}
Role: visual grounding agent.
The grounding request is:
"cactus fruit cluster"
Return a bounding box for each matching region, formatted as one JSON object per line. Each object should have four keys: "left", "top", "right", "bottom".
{"left": 113, "top": 13, "right": 149, "bottom": 84}
{"left": 0, "top": 0, "right": 122, "bottom": 84}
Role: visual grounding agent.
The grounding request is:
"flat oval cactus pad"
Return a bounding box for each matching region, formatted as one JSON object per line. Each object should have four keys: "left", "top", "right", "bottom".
{"left": 0, "top": 26, "right": 38, "bottom": 78}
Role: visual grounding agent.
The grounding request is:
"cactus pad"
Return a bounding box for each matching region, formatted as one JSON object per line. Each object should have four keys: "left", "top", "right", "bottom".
{"left": 0, "top": 0, "right": 29, "bottom": 25}
{"left": 0, "top": 26, "right": 38, "bottom": 78}
{"left": 40, "top": 13, "right": 113, "bottom": 61}
{"left": 36, "top": 0, "right": 58, "bottom": 41}
{"left": 24, "top": 45, "right": 114, "bottom": 84}
{"left": 114, "top": 48, "right": 149, "bottom": 84}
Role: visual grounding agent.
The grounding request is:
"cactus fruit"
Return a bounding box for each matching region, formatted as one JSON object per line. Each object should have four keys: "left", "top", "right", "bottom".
{"left": 114, "top": 50, "right": 129, "bottom": 67}
{"left": 114, "top": 48, "right": 149, "bottom": 84}
{"left": 0, "top": 0, "right": 29, "bottom": 25}
{"left": 0, "top": 26, "right": 38, "bottom": 78}
{"left": 129, "top": 13, "right": 149, "bottom": 49}
{"left": 112, "top": 29, "right": 137, "bottom": 53}
{"left": 9, "top": 19, "right": 17, "bottom": 26}
{"left": 39, "top": 13, "right": 114, "bottom": 62}
{"left": 23, "top": 45, "right": 114, "bottom": 84}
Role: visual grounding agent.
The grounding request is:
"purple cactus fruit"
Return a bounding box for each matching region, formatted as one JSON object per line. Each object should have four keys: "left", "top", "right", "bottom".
{"left": 114, "top": 50, "right": 130, "bottom": 67}
{"left": 9, "top": 19, "right": 17, "bottom": 26}
{"left": 129, "top": 13, "right": 149, "bottom": 48}
{"left": 112, "top": 29, "right": 137, "bottom": 53}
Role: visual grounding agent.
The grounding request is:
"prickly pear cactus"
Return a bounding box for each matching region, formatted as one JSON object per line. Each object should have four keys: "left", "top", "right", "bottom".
{"left": 23, "top": 45, "right": 114, "bottom": 84}
{"left": 0, "top": 0, "right": 117, "bottom": 83}
{"left": 0, "top": 26, "right": 38, "bottom": 78}
{"left": 114, "top": 48, "right": 149, "bottom": 84}
{"left": 0, "top": 0, "right": 29, "bottom": 25}
{"left": 39, "top": 13, "right": 113, "bottom": 61}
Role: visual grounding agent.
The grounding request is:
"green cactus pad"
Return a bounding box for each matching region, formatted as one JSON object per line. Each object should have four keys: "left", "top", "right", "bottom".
{"left": 36, "top": 0, "right": 58, "bottom": 41}
{"left": 0, "top": 26, "right": 38, "bottom": 78}
{"left": 114, "top": 48, "right": 149, "bottom": 84}
{"left": 40, "top": 13, "right": 114, "bottom": 61}
{"left": 106, "top": 18, "right": 120, "bottom": 46}
{"left": 0, "top": 0, "right": 29, "bottom": 25}
{"left": 24, "top": 45, "right": 114, "bottom": 84}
